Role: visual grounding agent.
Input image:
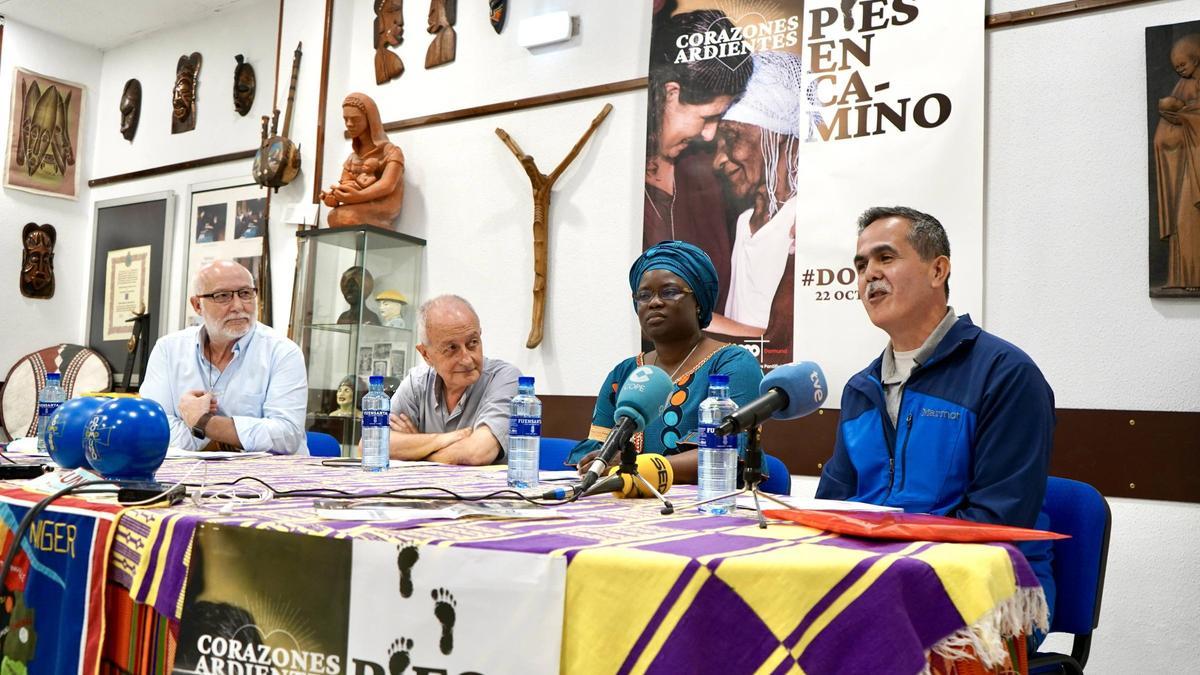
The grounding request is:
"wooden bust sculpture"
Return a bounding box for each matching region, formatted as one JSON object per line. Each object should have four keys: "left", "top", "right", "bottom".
{"left": 320, "top": 93, "right": 405, "bottom": 229}
{"left": 337, "top": 266, "right": 383, "bottom": 325}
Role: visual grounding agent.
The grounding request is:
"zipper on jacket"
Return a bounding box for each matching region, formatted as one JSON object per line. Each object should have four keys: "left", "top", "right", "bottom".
{"left": 896, "top": 413, "right": 913, "bottom": 492}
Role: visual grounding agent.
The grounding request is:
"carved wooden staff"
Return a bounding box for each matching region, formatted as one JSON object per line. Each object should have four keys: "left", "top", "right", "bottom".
{"left": 496, "top": 103, "right": 612, "bottom": 348}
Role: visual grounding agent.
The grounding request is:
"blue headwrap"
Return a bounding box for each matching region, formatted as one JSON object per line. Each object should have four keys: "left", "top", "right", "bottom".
{"left": 629, "top": 240, "right": 719, "bottom": 329}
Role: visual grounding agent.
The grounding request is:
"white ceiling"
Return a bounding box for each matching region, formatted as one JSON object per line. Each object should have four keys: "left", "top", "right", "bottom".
{"left": 0, "top": 0, "right": 268, "bottom": 51}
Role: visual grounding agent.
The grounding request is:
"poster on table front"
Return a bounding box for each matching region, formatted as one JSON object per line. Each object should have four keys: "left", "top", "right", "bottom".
{"left": 0, "top": 490, "right": 120, "bottom": 675}
{"left": 644, "top": 1, "right": 984, "bottom": 400}
{"left": 173, "top": 524, "right": 566, "bottom": 675}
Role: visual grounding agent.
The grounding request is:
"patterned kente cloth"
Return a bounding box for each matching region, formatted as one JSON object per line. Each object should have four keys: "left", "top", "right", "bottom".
{"left": 102, "top": 456, "right": 1043, "bottom": 674}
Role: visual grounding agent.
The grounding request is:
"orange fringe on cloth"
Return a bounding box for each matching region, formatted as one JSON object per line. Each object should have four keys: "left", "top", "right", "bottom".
{"left": 929, "top": 635, "right": 1029, "bottom": 675}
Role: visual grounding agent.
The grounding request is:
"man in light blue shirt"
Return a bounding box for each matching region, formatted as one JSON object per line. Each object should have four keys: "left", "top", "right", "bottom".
{"left": 141, "top": 260, "right": 308, "bottom": 454}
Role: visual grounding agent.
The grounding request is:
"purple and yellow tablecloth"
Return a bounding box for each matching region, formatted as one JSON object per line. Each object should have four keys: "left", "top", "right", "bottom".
{"left": 32, "top": 456, "right": 1046, "bottom": 674}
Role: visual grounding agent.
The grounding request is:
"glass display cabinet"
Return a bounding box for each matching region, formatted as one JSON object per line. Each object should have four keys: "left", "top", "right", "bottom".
{"left": 290, "top": 225, "right": 425, "bottom": 455}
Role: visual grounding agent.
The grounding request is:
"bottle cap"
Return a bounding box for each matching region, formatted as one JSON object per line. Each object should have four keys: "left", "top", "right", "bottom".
{"left": 369, "top": 375, "right": 384, "bottom": 386}
{"left": 46, "top": 372, "right": 62, "bottom": 383}
{"left": 518, "top": 376, "right": 534, "bottom": 388}
{"left": 708, "top": 374, "right": 729, "bottom": 387}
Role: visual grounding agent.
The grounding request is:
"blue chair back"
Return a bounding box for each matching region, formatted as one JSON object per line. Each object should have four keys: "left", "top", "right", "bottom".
{"left": 759, "top": 454, "right": 791, "bottom": 495}
{"left": 1030, "top": 477, "right": 1111, "bottom": 673}
{"left": 306, "top": 431, "right": 342, "bottom": 458}
{"left": 539, "top": 437, "right": 580, "bottom": 470}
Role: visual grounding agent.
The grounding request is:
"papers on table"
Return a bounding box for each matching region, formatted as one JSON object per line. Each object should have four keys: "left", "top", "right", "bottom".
{"left": 736, "top": 494, "right": 902, "bottom": 512}
{"left": 165, "top": 448, "right": 270, "bottom": 460}
{"left": 24, "top": 467, "right": 116, "bottom": 495}
{"left": 314, "top": 499, "right": 567, "bottom": 523}
{"left": 3, "top": 436, "right": 44, "bottom": 456}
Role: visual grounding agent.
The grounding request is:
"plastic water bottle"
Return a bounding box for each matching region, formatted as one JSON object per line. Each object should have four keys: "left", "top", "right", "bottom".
{"left": 36, "top": 372, "right": 66, "bottom": 454}
{"left": 507, "top": 376, "right": 541, "bottom": 489}
{"left": 361, "top": 375, "right": 390, "bottom": 472}
{"left": 698, "top": 374, "right": 739, "bottom": 515}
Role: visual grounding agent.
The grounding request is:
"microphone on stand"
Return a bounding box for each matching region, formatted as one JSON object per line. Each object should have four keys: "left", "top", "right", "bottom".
{"left": 576, "top": 365, "right": 674, "bottom": 493}
{"left": 583, "top": 453, "right": 673, "bottom": 498}
{"left": 715, "top": 361, "right": 827, "bottom": 435}
{"left": 545, "top": 366, "right": 674, "bottom": 500}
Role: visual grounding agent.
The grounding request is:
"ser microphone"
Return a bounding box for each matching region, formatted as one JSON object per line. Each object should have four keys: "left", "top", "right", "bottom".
{"left": 577, "top": 365, "right": 674, "bottom": 493}
{"left": 583, "top": 453, "right": 674, "bottom": 499}
{"left": 715, "top": 361, "right": 827, "bottom": 435}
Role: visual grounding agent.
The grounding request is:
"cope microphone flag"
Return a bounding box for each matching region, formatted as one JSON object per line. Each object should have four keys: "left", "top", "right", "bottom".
{"left": 716, "top": 361, "right": 827, "bottom": 435}
{"left": 575, "top": 365, "right": 674, "bottom": 494}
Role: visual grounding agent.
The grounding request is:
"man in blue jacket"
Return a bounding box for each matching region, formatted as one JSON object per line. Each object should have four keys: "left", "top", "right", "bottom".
{"left": 816, "top": 206, "right": 1056, "bottom": 639}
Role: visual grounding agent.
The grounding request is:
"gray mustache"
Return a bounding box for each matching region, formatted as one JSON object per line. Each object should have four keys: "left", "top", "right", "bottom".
{"left": 866, "top": 280, "right": 891, "bottom": 296}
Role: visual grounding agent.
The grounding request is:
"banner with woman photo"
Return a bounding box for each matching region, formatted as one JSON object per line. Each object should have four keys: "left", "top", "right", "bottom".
{"left": 644, "top": 0, "right": 983, "bottom": 400}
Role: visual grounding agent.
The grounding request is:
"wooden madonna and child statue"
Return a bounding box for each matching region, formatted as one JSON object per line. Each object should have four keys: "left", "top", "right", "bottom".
{"left": 320, "top": 92, "right": 405, "bottom": 228}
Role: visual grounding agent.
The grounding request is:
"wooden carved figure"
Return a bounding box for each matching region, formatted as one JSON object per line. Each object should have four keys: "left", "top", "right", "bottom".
{"left": 489, "top": 0, "right": 507, "bottom": 34}
{"left": 233, "top": 55, "right": 256, "bottom": 116}
{"left": 374, "top": 0, "right": 405, "bottom": 84}
{"left": 20, "top": 223, "right": 56, "bottom": 299}
{"left": 1154, "top": 33, "right": 1200, "bottom": 290}
{"left": 425, "top": 0, "right": 457, "bottom": 68}
{"left": 120, "top": 79, "right": 141, "bottom": 141}
{"left": 172, "top": 52, "right": 202, "bottom": 134}
{"left": 496, "top": 103, "right": 613, "bottom": 348}
{"left": 320, "top": 93, "right": 405, "bottom": 229}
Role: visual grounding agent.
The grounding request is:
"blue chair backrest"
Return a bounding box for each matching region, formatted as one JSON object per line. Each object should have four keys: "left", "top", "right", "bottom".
{"left": 539, "top": 437, "right": 580, "bottom": 470}
{"left": 306, "top": 431, "right": 342, "bottom": 457}
{"left": 760, "top": 454, "right": 791, "bottom": 495}
{"left": 1044, "top": 477, "right": 1111, "bottom": 635}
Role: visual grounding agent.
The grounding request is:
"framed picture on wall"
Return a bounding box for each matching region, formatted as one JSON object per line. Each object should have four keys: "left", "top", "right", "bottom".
{"left": 1146, "top": 19, "right": 1200, "bottom": 297}
{"left": 183, "top": 178, "right": 271, "bottom": 327}
{"left": 5, "top": 67, "right": 86, "bottom": 199}
{"left": 88, "top": 192, "right": 177, "bottom": 388}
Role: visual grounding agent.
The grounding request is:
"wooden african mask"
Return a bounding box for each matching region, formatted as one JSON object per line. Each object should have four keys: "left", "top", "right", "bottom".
{"left": 374, "top": 0, "right": 405, "bottom": 84}
{"left": 20, "top": 223, "right": 56, "bottom": 299}
{"left": 119, "top": 79, "right": 141, "bottom": 141}
{"left": 425, "top": 0, "right": 457, "bottom": 68}
{"left": 233, "top": 54, "right": 255, "bottom": 116}
{"left": 172, "top": 52, "right": 202, "bottom": 134}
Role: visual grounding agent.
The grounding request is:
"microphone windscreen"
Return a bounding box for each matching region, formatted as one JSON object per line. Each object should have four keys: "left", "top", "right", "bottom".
{"left": 761, "top": 361, "right": 827, "bottom": 420}
{"left": 612, "top": 365, "right": 675, "bottom": 432}
{"left": 613, "top": 453, "right": 674, "bottom": 498}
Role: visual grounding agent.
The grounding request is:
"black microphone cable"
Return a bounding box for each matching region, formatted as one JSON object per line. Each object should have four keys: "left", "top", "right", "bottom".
{"left": 0, "top": 479, "right": 183, "bottom": 598}
{"left": 179, "top": 475, "right": 577, "bottom": 507}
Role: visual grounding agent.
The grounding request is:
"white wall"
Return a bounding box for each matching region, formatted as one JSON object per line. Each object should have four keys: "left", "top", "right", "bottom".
{"left": 980, "top": 2, "right": 1200, "bottom": 670}
{"left": 87, "top": 0, "right": 289, "bottom": 331}
{"left": 0, "top": 20, "right": 102, "bottom": 372}
{"left": 985, "top": 0, "right": 1200, "bottom": 412}
{"left": 289, "top": 0, "right": 654, "bottom": 395}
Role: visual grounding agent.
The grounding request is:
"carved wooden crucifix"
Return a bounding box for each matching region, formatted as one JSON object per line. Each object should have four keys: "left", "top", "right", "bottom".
{"left": 496, "top": 103, "right": 612, "bottom": 348}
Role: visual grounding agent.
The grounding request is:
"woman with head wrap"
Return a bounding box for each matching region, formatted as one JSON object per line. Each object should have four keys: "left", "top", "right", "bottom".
{"left": 567, "top": 241, "right": 763, "bottom": 483}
